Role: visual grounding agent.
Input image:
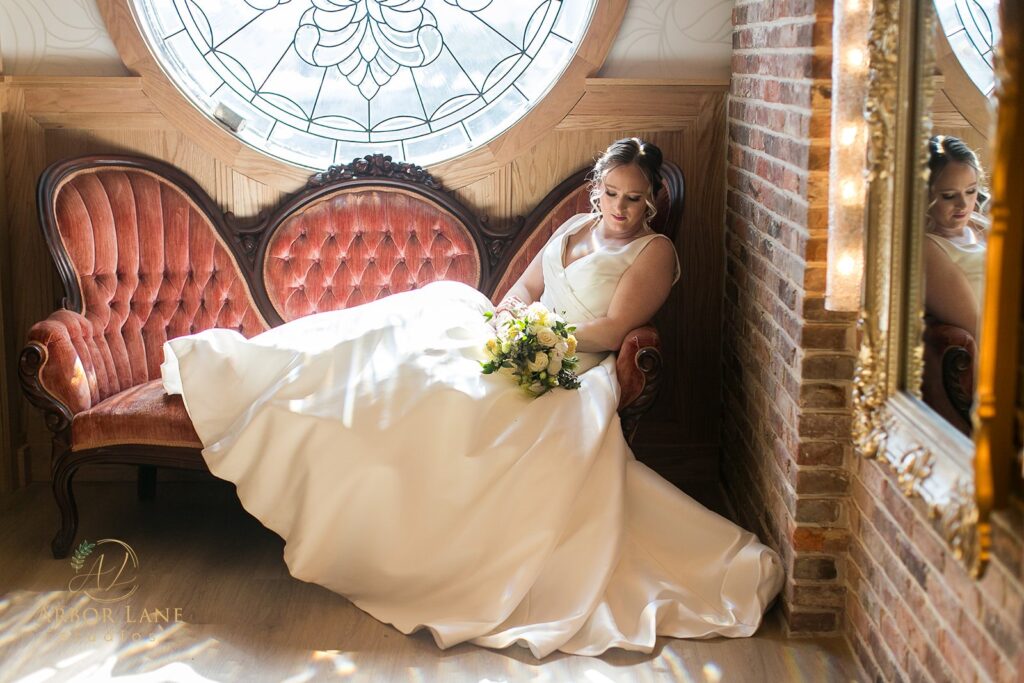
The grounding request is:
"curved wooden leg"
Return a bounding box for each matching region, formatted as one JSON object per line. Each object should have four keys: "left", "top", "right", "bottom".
{"left": 137, "top": 465, "right": 157, "bottom": 501}
{"left": 51, "top": 456, "right": 79, "bottom": 559}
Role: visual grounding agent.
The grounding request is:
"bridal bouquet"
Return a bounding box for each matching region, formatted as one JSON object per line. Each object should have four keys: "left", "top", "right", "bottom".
{"left": 481, "top": 301, "right": 581, "bottom": 396}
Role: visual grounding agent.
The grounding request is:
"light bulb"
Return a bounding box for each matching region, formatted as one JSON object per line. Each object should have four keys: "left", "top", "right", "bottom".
{"left": 846, "top": 48, "right": 865, "bottom": 69}
{"left": 837, "top": 253, "right": 858, "bottom": 277}
{"left": 840, "top": 125, "right": 859, "bottom": 146}
{"left": 841, "top": 180, "right": 860, "bottom": 205}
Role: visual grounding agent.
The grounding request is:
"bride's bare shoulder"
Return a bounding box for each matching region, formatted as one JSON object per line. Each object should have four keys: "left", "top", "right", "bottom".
{"left": 632, "top": 235, "right": 678, "bottom": 281}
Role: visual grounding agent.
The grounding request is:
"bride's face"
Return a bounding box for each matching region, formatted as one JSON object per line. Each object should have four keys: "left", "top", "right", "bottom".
{"left": 598, "top": 163, "right": 651, "bottom": 238}
{"left": 928, "top": 161, "right": 979, "bottom": 236}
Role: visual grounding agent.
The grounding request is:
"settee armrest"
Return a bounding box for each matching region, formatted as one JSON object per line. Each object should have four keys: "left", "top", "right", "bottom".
{"left": 616, "top": 325, "right": 663, "bottom": 441}
{"left": 19, "top": 310, "right": 100, "bottom": 433}
{"left": 921, "top": 320, "right": 976, "bottom": 434}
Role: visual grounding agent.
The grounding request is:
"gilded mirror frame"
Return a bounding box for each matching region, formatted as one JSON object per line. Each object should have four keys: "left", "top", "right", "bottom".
{"left": 854, "top": 0, "right": 1017, "bottom": 578}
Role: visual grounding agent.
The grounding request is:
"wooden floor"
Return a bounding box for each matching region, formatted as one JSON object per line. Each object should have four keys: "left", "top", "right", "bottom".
{"left": 0, "top": 480, "right": 863, "bottom": 682}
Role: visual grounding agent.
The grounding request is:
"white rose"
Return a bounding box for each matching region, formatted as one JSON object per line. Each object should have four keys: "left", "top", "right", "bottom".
{"left": 546, "top": 349, "right": 564, "bottom": 375}
{"left": 526, "top": 351, "right": 549, "bottom": 373}
{"left": 534, "top": 326, "right": 559, "bottom": 347}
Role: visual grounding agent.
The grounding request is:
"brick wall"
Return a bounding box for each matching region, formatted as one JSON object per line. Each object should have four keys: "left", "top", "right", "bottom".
{"left": 847, "top": 460, "right": 1024, "bottom": 681}
{"left": 727, "top": 1, "right": 1024, "bottom": 679}
{"left": 724, "top": 0, "right": 856, "bottom": 635}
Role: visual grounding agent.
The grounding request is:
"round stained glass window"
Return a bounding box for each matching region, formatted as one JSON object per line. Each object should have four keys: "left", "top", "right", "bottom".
{"left": 130, "top": 0, "right": 597, "bottom": 169}
{"left": 935, "top": 0, "right": 1001, "bottom": 97}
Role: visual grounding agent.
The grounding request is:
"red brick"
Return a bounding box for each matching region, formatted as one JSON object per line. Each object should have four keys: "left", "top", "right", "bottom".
{"left": 921, "top": 642, "right": 956, "bottom": 683}
{"left": 804, "top": 296, "right": 859, "bottom": 323}
{"left": 909, "top": 515, "right": 947, "bottom": 579}
{"left": 849, "top": 627, "right": 883, "bottom": 681}
{"left": 786, "top": 608, "right": 839, "bottom": 633}
{"left": 937, "top": 628, "right": 981, "bottom": 683}
{"left": 796, "top": 440, "right": 846, "bottom": 467}
{"left": 792, "top": 582, "right": 845, "bottom": 608}
{"left": 794, "top": 555, "right": 839, "bottom": 580}
{"left": 802, "top": 322, "right": 853, "bottom": 350}
{"left": 991, "top": 516, "right": 1023, "bottom": 578}
{"left": 795, "top": 497, "right": 842, "bottom": 524}
{"left": 956, "top": 610, "right": 1005, "bottom": 682}
{"left": 798, "top": 411, "right": 852, "bottom": 438}
{"left": 801, "top": 352, "right": 856, "bottom": 380}
{"left": 982, "top": 604, "right": 1021, "bottom": 662}
{"left": 794, "top": 467, "right": 849, "bottom": 495}
{"left": 880, "top": 609, "right": 910, "bottom": 672}
{"left": 799, "top": 381, "right": 848, "bottom": 408}
{"left": 792, "top": 525, "right": 850, "bottom": 552}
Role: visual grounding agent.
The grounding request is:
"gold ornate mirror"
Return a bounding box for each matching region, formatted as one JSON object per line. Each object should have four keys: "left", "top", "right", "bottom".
{"left": 855, "top": 0, "right": 1019, "bottom": 578}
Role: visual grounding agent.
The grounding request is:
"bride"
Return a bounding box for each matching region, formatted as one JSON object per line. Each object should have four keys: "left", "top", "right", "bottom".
{"left": 161, "top": 138, "right": 784, "bottom": 658}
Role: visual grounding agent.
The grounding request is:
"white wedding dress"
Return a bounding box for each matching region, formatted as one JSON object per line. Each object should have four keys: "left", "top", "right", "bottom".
{"left": 161, "top": 214, "right": 784, "bottom": 658}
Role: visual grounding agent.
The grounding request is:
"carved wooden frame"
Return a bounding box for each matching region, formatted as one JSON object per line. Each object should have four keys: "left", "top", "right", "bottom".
{"left": 853, "top": 0, "right": 1000, "bottom": 577}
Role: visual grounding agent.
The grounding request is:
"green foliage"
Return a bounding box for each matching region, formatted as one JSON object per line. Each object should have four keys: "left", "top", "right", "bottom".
{"left": 70, "top": 540, "right": 96, "bottom": 572}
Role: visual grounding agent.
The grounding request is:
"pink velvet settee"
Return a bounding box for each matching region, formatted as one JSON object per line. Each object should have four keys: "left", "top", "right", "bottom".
{"left": 20, "top": 154, "right": 684, "bottom": 558}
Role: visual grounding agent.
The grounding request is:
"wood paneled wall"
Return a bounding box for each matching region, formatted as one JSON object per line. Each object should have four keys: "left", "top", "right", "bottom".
{"left": 0, "top": 68, "right": 14, "bottom": 493}
{"left": 0, "top": 76, "right": 728, "bottom": 487}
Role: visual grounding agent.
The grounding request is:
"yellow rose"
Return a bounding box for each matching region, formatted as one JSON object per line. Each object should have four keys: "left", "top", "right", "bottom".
{"left": 566, "top": 335, "right": 577, "bottom": 356}
{"left": 485, "top": 337, "right": 500, "bottom": 358}
{"left": 526, "top": 302, "right": 551, "bottom": 326}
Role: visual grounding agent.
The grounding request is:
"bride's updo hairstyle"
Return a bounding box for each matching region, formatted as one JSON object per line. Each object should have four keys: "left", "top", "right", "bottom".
{"left": 589, "top": 137, "right": 665, "bottom": 226}
{"left": 926, "top": 135, "right": 988, "bottom": 223}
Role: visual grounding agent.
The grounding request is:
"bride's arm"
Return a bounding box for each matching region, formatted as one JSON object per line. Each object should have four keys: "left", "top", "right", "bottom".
{"left": 572, "top": 238, "right": 677, "bottom": 353}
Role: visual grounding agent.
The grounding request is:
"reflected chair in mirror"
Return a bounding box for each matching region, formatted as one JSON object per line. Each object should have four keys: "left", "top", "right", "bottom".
{"left": 922, "top": 316, "right": 975, "bottom": 435}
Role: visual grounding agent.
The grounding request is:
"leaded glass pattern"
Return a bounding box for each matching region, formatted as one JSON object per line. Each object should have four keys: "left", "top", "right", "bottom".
{"left": 130, "top": 0, "right": 597, "bottom": 168}
{"left": 935, "top": 0, "right": 1001, "bottom": 97}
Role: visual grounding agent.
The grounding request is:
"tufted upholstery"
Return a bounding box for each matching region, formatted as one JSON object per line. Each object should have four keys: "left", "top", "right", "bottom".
{"left": 265, "top": 188, "right": 481, "bottom": 322}
{"left": 37, "top": 168, "right": 267, "bottom": 407}
{"left": 491, "top": 180, "right": 675, "bottom": 301}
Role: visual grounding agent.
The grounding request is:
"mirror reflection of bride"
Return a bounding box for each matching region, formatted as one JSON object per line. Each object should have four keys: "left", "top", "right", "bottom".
{"left": 921, "top": 135, "right": 989, "bottom": 433}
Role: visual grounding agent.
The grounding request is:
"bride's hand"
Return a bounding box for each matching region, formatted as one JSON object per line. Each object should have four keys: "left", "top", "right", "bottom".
{"left": 495, "top": 295, "right": 527, "bottom": 319}
{"left": 490, "top": 309, "right": 514, "bottom": 332}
